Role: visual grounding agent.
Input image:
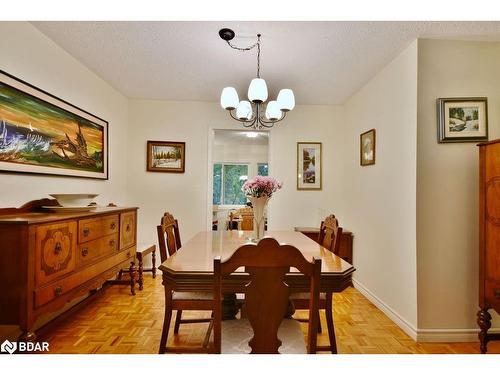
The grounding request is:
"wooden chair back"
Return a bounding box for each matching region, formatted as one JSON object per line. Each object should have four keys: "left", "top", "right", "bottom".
{"left": 156, "top": 212, "right": 182, "bottom": 262}
{"left": 213, "top": 237, "right": 321, "bottom": 354}
{"left": 318, "top": 214, "right": 343, "bottom": 255}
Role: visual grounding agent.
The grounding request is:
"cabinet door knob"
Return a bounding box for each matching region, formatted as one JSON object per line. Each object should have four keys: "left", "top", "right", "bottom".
{"left": 109, "top": 239, "right": 115, "bottom": 247}
{"left": 126, "top": 224, "right": 131, "bottom": 232}
{"left": 81, "top": 248, "right": 89, "bottom": 257}
{"left": 110, "top": 222, "right": 116, "bottom": 230}
{"left": 54, "top": 242, "right": 62, "bottom": 254}
{"left": 83, "top": 228, "right": 90, "bottom": 237}
{"left": 54, "top": 286, "right": 63, "bottom": 296}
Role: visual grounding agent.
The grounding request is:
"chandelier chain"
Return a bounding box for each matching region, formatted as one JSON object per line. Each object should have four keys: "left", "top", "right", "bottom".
{"left": 226, "top": 34, "right": 261, "bottom": 78}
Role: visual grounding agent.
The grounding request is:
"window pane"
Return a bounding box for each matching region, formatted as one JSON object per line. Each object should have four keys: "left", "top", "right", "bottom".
{"left": 213, "top": 163, "right": 222, "bottom": 205}
{"left": 258, "top": 163, "right": 269, "bottom": 176}
{"left": 223, "top": 164, "right": 248, "bottom": 205}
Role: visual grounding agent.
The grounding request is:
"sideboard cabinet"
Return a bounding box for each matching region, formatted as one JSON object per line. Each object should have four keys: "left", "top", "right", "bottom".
{"left": 294, "top": 226, "right": 353, "bottom": 265}
{"left": 0, "top": 199, "right": 138, "bottom": 341}
{"left": 477, "top": 140, "right": 500, "bottom": 353}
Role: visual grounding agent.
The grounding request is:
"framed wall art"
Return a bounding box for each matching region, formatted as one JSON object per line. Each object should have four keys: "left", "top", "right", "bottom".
{"left": 437, "top": 97, "right": 488, "bottom": 143}
{"left": 147, "top": 140, "right": 186, "bottom": 173}
{"left": 360, "top": 129, "right": 376, "bottom": 166}
{"left": 297, "top": 142, "right": 322, "bottom": 190}
{"left": 0, "top": 70, "right": 108, "bottom": 179}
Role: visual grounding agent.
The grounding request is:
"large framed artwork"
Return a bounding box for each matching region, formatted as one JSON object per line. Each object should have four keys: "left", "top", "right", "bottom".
{"left": 0, "top": 70, "right": 108, "bottom": 179}
{"left": 360, "top": 129, "right": 376, "bottom": 166}
{"left": 437, "top": 97, "right": 488, "bottom": 143}
{"left": 147, "top": 140, "right": 186, "bottom": 173}
{"left": 297, "top": 142, "right": 322, "bottom": 190}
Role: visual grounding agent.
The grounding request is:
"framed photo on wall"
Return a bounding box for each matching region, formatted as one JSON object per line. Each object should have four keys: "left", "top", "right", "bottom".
{"left": 0, "top": 70, "right": 108, "bottom": 179}
{"left": 437, "top": 97, "right": 488, "bottom": 143}
{"left": 360, "top": 129, "right": 376, "bottom": 166}
{"left": 297, "top": 142, "right": 322, "bottom": 190}
{"left": 147, "top": 140, "right": 185, "bottom": 173}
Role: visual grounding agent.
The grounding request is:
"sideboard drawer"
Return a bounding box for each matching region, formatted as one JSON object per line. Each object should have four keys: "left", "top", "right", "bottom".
{"left": 35, "top": 221, "right": 77, "bottom": 287}
{"left": 35, "top": 249, "right": 134, "bottom": 308}
{"left": 120, "top": 211, "right": 136, "bottom": 249}
{"left": 78, "top": 233, "right": 119, "bottom": 267}
{"left": 79, "top": 214, "right": 119, "bottom": 243}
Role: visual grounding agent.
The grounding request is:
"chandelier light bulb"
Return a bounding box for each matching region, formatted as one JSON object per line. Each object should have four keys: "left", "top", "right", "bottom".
{"left": 265, "top": 101, "right": 282, "bottom": 121}
{"left": 236, "top": 100, "right": 253, "bottom": 120}
{"left": 248, "top": 78, "right": 268, "bottom": 103}
{"left": 220, "top": 87, "right": 239, "bottom": 110}
{"left": 277, "top": 89, "right": 295, "bottom": 112}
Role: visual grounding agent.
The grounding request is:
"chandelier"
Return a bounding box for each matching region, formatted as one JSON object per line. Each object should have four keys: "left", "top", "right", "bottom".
{"left": 219, "top": 28, "right": 295, "bottom": 129}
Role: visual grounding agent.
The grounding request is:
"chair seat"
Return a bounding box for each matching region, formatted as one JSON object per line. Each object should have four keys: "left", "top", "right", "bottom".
{"left": 290, "top": 292, "right": 326, "bottom": 300}
{"left": 172, "top": 291, "right": 213, "bottom": 300}
{"left": 221, "top": 318, "right": 307, "bottom": 354}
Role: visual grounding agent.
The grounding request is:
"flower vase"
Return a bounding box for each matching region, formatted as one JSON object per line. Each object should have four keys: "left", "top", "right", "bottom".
{"left": 247, "top": 195, "right": 269, "bottom": 241}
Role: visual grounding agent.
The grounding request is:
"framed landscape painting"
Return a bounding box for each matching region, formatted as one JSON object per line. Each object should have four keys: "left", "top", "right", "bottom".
{"left": 297, "top": 142, "right": 322, "bottom": 190}
{"left": 0, "top": 70, "right": 108, "bottom": 179}
{"left": 437, "top": 97, "right": 488, "bottom": 143}
{"left": 147, "top": 140, "right": 185, "bottom": 173}
{"left": 360, "top": 129, "right": 376, "bottom": 166}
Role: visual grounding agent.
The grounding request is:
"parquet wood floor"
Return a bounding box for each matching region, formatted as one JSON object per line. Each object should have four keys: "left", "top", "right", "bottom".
{"left": 37, "top": 275, "right": 500, "bottom": 354}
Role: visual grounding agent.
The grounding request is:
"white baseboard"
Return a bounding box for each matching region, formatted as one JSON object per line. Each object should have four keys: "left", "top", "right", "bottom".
{"left": 416, "top": 328, "right": 500, "bottom": 342}
{"left": 352, "top": 278, "right": 500, "bottom": 343}
{"left": 352, "top": 278, "right": 418, "bottom": 340}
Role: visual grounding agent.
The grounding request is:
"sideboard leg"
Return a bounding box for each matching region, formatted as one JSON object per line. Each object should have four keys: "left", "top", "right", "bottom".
{"left": 477, "top": 308, "right": 491, "bottom": 354}
{"left": 138, "top": 254, "right": 144, "bottom": 291}
{"left": 129, "top": 262, "right": 136, "bottom": 296}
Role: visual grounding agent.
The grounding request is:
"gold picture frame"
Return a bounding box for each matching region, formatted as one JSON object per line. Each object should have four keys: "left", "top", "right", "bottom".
{"left": 146, "top": 140, "right": 185, "bottom": 173}
{"left": 360, "top": 129, "right": 376, "bottom": 166}
{"left": 297, "top": 142, "right": 322, "bottom": 190}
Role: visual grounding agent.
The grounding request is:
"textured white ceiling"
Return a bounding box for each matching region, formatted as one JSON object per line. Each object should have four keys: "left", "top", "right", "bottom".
{"left": 32, "top": 21, "right": 500, "bottom": 105}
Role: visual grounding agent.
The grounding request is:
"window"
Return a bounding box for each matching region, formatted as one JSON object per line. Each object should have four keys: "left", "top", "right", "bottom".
{"left": 213, "top": 163, "right": 249, "bottom": 205}
{"left": 257, "top": 163, "right": 269, "bottom": 176}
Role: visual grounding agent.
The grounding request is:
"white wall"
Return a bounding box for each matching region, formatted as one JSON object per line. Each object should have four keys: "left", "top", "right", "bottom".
{"left": 127, "top": 100, "right": 344, "bottom": 246}
{"left": 0, "top": 22, "right": 129, "bottom": 207}
{"left": 417, "top": 39, "right": 500, "bottom": 337}
{"left": 341, "top": 41, "right": 419, "bottom": 334}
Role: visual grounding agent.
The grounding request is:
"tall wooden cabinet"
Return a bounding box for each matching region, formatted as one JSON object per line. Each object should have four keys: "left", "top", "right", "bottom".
{"left": 0, "top": 199, "right": 138, "bottom": 341}
{"left": 477, "top": 140, "right": 500, "bottom": 353}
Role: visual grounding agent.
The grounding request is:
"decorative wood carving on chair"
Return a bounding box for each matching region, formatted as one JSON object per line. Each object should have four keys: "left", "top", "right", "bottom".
{"left": 214, "top": 237, "right": 321, "bottom": 354}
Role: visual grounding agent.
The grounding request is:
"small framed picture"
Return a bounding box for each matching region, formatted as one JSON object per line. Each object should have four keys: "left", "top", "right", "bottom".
{"left": 297, "top": 142, "right": 322, "bottom": 190}
{"left": 437, "top": 97, "right": 488, "bottom": 143}
{"left": 147, "top": 140, "right": 185, "bottom": 173}
{"left": 360, "top": 129, "right": 376, "bottom": 166}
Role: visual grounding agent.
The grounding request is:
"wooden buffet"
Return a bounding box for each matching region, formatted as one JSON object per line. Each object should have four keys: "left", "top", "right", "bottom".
{"left": 0, "top": 199, "right": 138, "bottom": 341}
{"left": 477, "top": 140, "right": 500, "bottom": 353}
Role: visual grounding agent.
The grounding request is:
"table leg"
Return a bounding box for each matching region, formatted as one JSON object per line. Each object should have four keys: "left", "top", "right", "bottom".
{"left": 477, "top": 308, "right": 491, "bottom": 354}
{"left": 222, "top": 293, "right": 239, "bottom": 320}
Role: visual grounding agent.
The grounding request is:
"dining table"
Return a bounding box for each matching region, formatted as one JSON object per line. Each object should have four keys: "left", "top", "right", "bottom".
{"left": 159, "top": 230, "right": 355, "bottom": 318}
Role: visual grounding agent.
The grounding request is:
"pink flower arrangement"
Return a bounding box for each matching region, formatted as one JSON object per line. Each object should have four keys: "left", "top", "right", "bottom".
{"left": 242, "top": 176, "right": 283, "bottom": 198}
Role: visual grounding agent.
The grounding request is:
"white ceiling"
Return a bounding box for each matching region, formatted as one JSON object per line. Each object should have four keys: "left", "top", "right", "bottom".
{"left": 32, "top": 21, "right": 500, "bottom": 105}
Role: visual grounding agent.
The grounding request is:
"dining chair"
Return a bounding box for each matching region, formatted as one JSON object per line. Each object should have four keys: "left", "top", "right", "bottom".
{"left": 213, "top": 237, "right": 321, "bottom": 354}
{"left": 291, "top": 214, "right": 343, "bottom": 353}
{"left": 157, "top": 212, "right": 213, "bottom": 353}
{"left": 238, "top": 206, "right": 254, "bottom": 230}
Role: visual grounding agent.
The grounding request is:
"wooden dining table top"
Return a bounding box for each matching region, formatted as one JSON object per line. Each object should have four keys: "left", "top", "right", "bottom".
{"left": 159, "top": 230, "right": 354, "bottom": 275}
